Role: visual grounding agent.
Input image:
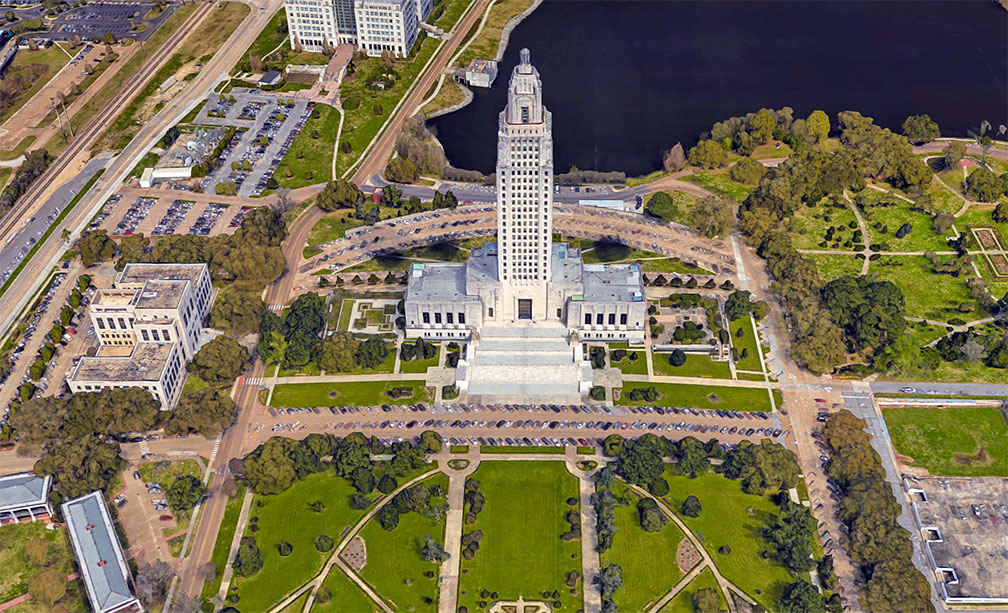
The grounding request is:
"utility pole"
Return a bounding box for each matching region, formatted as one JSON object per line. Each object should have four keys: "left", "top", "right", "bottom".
{"left": 51, "top": 97, "right": 69, "bottom": 142}
{"left": 60, "top": 96, "right": 73, "bottom": 137}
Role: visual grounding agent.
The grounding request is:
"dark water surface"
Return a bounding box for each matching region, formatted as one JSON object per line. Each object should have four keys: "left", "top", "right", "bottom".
{"left": 430, "top": 0, "right": 1008, "bottom": 176}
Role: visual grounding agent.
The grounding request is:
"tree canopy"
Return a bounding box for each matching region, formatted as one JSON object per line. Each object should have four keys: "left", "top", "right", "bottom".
{"left": 191, "top": 336, "right": 249, "bottom": 385}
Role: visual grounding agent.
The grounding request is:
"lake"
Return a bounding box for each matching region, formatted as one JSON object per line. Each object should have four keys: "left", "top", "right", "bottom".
{"left": 430, "top": 0, "right": 1008, "bottom": 176}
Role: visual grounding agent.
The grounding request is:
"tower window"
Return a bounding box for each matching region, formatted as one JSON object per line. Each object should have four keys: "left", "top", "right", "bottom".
{"left": 521, "top": 106, "right": 529, "bottom": 122}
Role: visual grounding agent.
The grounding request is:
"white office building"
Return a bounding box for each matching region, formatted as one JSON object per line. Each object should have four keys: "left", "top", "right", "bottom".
{"left": 354, "top": 0, "right": 417, "bottom": 57}
{"left": 285, "top": 0, "right": 426, "bottom": 54}
{"left": 67, "top": 264, "right": 213, "bottom": 410}
{"left": 285, "top": 0, "right": 340, "bottom": 52}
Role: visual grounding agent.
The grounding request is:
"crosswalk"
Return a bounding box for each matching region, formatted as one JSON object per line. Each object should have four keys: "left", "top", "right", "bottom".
{"left": 242, "top": 377, "right": 263, "bottom": 386}
{"left": 267, "top": 304, "right": 283, "bottom": 312}
{"left": 138, "top": 440, "right": 150, "bottom": 456}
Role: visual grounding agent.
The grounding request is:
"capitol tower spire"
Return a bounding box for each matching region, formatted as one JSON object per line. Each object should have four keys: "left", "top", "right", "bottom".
{"left": 495, "top": 48, "right": 554, "bottom": 320}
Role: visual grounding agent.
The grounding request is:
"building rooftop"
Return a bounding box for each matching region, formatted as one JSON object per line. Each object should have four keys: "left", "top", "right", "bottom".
{"left": 407, "top": 262, "right": 479, "bottom": 302}
{"left": 62, "top": 491, "right": 138, "bottom": 613}
{"left": 466, "top": 59, "right": 496, "bottom": 75}
{"left": 909, "top": 476, "right": 1008, "bottom": 603}
{"left": 69, "top": 343, "right": 174, "bottom": 383}
{"left": 0, "top": 473, "right": 50, "bottom": 513}
{"left": 134, "top": 279, "right": 187, "bottom": 310}
{"left": 92, "top": 289, "right": 137, "bottom": 307}
{"left": 580, "top": 263, "right": 644, "bottom": 303}
{"left": 116, "top": 262, "right": 206, "bottom": 289}
{"left": 550, "top": 242, "right": 584, "bottom": 287}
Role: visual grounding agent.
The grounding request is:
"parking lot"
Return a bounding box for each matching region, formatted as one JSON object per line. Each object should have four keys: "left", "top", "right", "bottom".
{"left": 193, "top": 90, "right": 312, "bottom": 197}
{"left": 97, "top": 191, "right": 257, "bottom": 238}
{"left": 44, "top": 2, "right": 179, "bottom": 42}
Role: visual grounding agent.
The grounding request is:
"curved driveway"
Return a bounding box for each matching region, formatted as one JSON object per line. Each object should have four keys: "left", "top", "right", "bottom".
{"left": 302, "top": 204, "right": 736, "bottom": 280}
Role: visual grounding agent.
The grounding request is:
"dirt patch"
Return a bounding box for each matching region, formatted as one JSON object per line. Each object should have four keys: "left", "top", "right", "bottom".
{"left": 340, "top": 535, "right": 366, "bottom": 572}
{"left": 706, "top": 393, "right": 721, "bottom": 404}
{"left": 676, "top": 537, "right": 702, "bottom": 573}
{"left": 955, "top": 447, "right": 991, "bottom": 466}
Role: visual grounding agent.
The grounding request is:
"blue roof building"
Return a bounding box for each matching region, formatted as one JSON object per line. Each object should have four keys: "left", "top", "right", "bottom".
{"left": 0, "top": 472, "right": 51, "bottom": 524}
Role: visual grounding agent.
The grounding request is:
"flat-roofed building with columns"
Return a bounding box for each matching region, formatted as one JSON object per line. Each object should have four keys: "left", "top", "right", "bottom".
{"left": 0, "top": 473, "right": 52, "bottom": 524}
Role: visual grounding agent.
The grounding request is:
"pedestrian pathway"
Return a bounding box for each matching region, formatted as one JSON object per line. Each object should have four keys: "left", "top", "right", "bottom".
{"left": 437, "top": 447, "right": 480, "bottom": 613}
{"left": 216, "top": 488, "right": 255, "bottom": 602}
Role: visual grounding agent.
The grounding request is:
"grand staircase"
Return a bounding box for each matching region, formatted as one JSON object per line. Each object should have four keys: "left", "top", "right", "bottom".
{"left": 456, "top": 323, "right": 592, "bottom": 403}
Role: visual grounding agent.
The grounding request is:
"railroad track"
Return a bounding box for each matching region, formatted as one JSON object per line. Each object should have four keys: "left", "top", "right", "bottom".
{"left": 0, "top": 0, "right": 214, "bottom": 241}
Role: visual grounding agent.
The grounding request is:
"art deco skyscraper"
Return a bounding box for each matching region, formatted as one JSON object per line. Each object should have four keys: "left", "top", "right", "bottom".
{"left": 495, "top": 49, "right": 553, "bottom": 319}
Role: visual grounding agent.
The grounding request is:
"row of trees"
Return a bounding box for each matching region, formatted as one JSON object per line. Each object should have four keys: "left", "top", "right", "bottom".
{"left": 643, "top": 191, "right": 734, "bottom": 238}
{"left": 0, "top": 150, "right": 52, "bottom": 217}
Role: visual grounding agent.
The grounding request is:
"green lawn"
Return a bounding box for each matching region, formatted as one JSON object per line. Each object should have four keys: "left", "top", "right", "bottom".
{"left": 659, "top": 567, "right": 725, "bottom": 613}
{"left": 653, "top": 353, "right": 733, "bottom": 379}
{"left": 869, "top": 256, "right": 975, "bottom": 321}
{"left": 0, "top": 520, "right": 86, "bottom": 610}
{"left": 454, "top": 0, "right": 535, "bottom": 67}
{"left": 883, "top": 407, "right": 1008, "bottom": 477}
{"left": 663, "top": 472, "right": 793, "bottom": 609}
{"left": 138, "top": 459, "right": 202, "bottom": 489}
{"left": 400, "top": 344, "right": 440, "bottom": 373}
{"left": 729, "top": 316, "right": 762, "bottom": 372}
{"left": 307, "top": 212, "right": 365, "bottom": 247}
{"left": 314, "top": 565, "right": 380, "bottom": 612}
{"left": 279, "top": 592, "right": 309, "bottom": 613}
{"left": 682, "top": 170, "right": 754, "bottom": 203}
{"left": 0, "top": 46, "right": 70, "bottom": 125}
{"left": 611, "top": 350, "right": 648, "bottom": 376}
{"left": 278, "top": 361, "right": 323, "bottom": 377}
{"left": 276, "top": 104, "right": 341, "bottom": 188}
{"left": 183, "top": 372, "right": 209, "bottom": 394}
{"left": 620, "top": 383, "right": 773, "bottom": 411}
{"left": 271, "top": 380, "right": 431, "bottom": 407}
{"left": 603, "top": 482, "right": 686, "bottom": 612}
{"left": 481, "top": 446, "right": 565, "bottom": 455}
{"left": 638, "top": 256, "right": 713, "bottom": 276}
{"left": 232, "top": 473, "right": 370, "bottom": 611}
{"left": 457, "top": 461, "right": 582, "bottom": 610}
{"left": 787, "top": 200, "right": 859, "bottom": 251}
{"left": 861, "top": 203, "right": 953, "bottom": 251}
{"left": 807, "top": 253, "right": 863, "bottom": 282}
{"left": 357, "top": 472, "right": 448, "bottom": 610}
{"left": 431, "top": 0, "right": 472, "bottom": 32}
{"left": 200, "top": 485, "right": 247, "bottom": 601}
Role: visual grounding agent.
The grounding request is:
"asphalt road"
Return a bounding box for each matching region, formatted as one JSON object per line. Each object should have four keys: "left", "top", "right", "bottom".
{"left": 870, "top": 381, "right": 1008, "bottom": 397}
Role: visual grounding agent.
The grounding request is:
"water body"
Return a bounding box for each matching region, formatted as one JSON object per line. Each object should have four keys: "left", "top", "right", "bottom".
{"left": 431, "top": 0, "right": 1008, "bottom": 176}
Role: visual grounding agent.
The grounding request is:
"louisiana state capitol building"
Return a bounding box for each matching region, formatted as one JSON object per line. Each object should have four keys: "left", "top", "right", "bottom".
{"left": 404, "top": 49, "right": 646, "bottom": 351}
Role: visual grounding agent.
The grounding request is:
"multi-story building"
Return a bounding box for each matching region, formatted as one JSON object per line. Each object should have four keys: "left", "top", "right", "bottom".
{"left": 67, "top": 263, "right": 213, "bottom": 410}
{"left": 285, "top": 0, "right": 340, "bottom": 52}
{"left": 0, "top": 473, "right": 52, "bottom": 524}
{"left": 353, "top": 0, "right": 418, "bottom": 57}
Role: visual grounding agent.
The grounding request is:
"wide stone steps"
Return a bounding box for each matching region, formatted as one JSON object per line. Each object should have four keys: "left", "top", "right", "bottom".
{"left": 466, "top": 363, "right": 580, "bottom": 383}
{"left": 476, "top": 338, "right": 570, "bottom": 353}
{"left": 466, "top": 380, "right": 581, "bottom": 398}
{"left": 471, "top": 352, "right": 577, "bottom": 366}
{"left": 478, "top": 325, "right": 568, "bottom": 338}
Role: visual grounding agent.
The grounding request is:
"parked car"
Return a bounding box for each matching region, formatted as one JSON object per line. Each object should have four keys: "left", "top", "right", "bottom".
{"left": 159, "top": 515, "right": 173, "bottom": 521}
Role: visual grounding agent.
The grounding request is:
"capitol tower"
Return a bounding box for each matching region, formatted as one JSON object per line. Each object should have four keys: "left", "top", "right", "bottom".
{"left": 495, "top": 48, "right": 554, "bottom": 321}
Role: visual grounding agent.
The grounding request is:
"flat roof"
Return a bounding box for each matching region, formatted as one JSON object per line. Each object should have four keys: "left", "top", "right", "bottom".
{"left": 582, "top": 261, "right": 644, "bottom": 303}
{"left": 134, "top": 279, "right": 187, "bottom": 310}
{"left": 62, "top": 491, "right": 138, "bottom": 613}
{"left": 116, "top": 262, "right": 206, "bottom": 288}
{"left": 0, "top": 473, "right": 50, "bottom": 513}
{"left": 407, "top": 262, "right": 479, "bottom": 302}
{"left": 467, "top": 59, "right": 496, "bottom": 74}
{"left": 69, "top": 342, "right": 174, "bottom": 383}
{"left": 910, "top": 476, "right": 1008, "bottom": 602}
{"left": 93, "top": 289, "right": 136, "bottom": 307}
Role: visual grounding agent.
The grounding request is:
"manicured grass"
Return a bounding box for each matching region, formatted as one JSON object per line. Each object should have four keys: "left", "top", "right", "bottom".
{"left": 603, "top": 482, "right": 685, "bottom": 612}
{"left": 0, "top": 135, "right": 37, "bottom": 161}
{"left": 278, "top": 361, "right": 323, "bottom": 377}
{"left": 270, "top": 380, "right": 431, "bottom": 408}
{"left": 0, "top": 45, "right": 70, "bottom": 125}
{"left": 869, "top": 256, "right": 975, "bottom": 321}
{"left": 307, "top": 211, "right": 366, "bottom": 247}
{"left": 421, "top": 75, "right": 466, "bottom": 116}
{"left": 787, "top": 199, "right": 859, "bottom": 251}
{"left": 653, "top": 353, "right": 732, "bottom": 379}
{"left": 663, "top": 471, "right": 792, "bottom": 609}
{"left": 279, "top": 592, "right": 309, "bottom": 612}
{"left": 341, "top": 255, "right": 413, "bottom": 273}
{"left": 457, "top": 461, "right": 582, "bottom": 610}
{"left": 336, "top": 298, "right": 355, "bottom": 331}
{"left": 862, "top": 203, "right": 953, "bottom": 251}
{"left": 0, "top": 520, "right": 86, "bottom": 610}
{"left": 315, "top": 565, "right": 380, "bottom": 612}
{"left": 626, "top": 169, "right": 669, "bottom": 187}
{"left": 659, "top": 567, "right": 724, "bottom": 613}
{"left": 729, "top": 316, "right": 762, "bottom": 372}
{"left": 611, "top": 350, "right": 648, "bottom": 376}
{"left": 431, "top": 0, "right": 471, "bottom": 31}
{"left": 232, "top": 473, "right": 370, "bottom": 612}
{"left": 0, "top": 167, "right": 11, "bottom": 191}
{"left": 200, "top": 484, "right": 246, "bottom": 601}
{"left": 807, "top": 253, "right": 863, "bottom": 282}
{"left": 454, "top": 0, "right": 536, "bottom": 67}
{"left": 357, "top": 472, "right": 448, "bottom": 610}
{"left": 245, "top": 9, "right": 289, "bottom": 63}
{"left": 637, "top": 256, "right": 713, "bottom": 276}
{"left": 883, "top": 407, "right": 1008, "bottom": 477}
{"left": 620, "top": 383, "right": 773, "bottom": 412}
{"left": 138, "top": 459, "right": 202, "bottom": 488}
{"left": 183, "top": 372, "right": 209, "bottom": 394}
{"left": 682, "top": 170, "right": 754, "bottom": 203}
{"left": 338, "top": 37, "right": 440, "bottom": 176}
{"left": 481, "top": 446, "right": 565, "bottom": 454}
{"left": 751, "top": 141, "right": 793, "bottom": 160}
{"left": 400, "top": 345, "right": 440, "bottom": 373}
{"left": 276, "top": 104, "right": 340, "bottom": 189}
{"left": 921, "top": 177, "right": 964, "bottom": 214}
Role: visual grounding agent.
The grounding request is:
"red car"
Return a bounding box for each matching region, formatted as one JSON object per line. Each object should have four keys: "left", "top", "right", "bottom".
{"left": 158, "top": 515, "right": 173, "bottom": 522}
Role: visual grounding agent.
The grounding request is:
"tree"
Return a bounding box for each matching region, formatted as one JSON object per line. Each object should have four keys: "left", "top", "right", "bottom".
{"left": 692, "top": 587, "right": 721, "bottom": 613}
{"left": 277, "top": 540, "right": 293, "bottom": 556}
{"left": 637, "top": 497, "right": 667, "bottom": 532}
{"left": 993, "top": 201, "right": 1008, "bottom": 223}
{"left": 729, "top": 156, "right": 765, "bottom": 184}
{"left": 421, "top": 533, "right": 450, "bottom": 562}
{"left": 806, "top": 110, "right": 830, "bottom": 145}
{"left": 681, "top": 495, "right": 702, "bottom": 518}
{"left": 901, "top": 114, "right": 940, "bottom": 144}
{"left": 419, "top": 430, "right": 443, "bottom": 454}
{"left": 377, "top": 473, "right": 398, "bottom": 494}
{"left": 779, "top": 579, "right": 825, "bottom": 613}
{"left": 688, "top": 139, "right": 726, "bottom": 169}
{"left": 314, "top": 534, "right": 335, "bottom": 552}
{"left": 645, "top": 191, "right": 678, "bottom": 223}
{"left": 663, "top": 143, "right": 686, "bottom": 172}
{"left": 210, "top": 288, "right": 265, "bottom": 335}
{"left": 598, "top": 564, "right": 623, "bottom": 598}
{"left": 965, "top": 167, "right": 1001, "bottom": 202}
{"left": 191, "top": 336, "right": 248, "bottom": 385}
{"left": 943, "top": 140, "right": 965, "bottom": 169}
{"left": 34, "top": 435, "right": 124, "bottom": 502}
{"left": 933, "top": 210, "right": 955, "bottom": 233}
{"left": 28, "top": 567, "right": 66, "bottom": 608}
{"left": 166, "top": 387, "right": 236, "bottom": 437}
{"left": 232, "top": 537, "right": 263, "bottom": 577}
{"left": 690, "top": 196, "right": 733, "bottom": 238}
{"left": 243, "top": 437, "right": 298, "bottom": 494}
{"left": 78, "top": 230, "right": 117, "bottom": 266}
{"left": 667, "top": 349, "right": 686, "bottom": 366}
{"left": 377, "top": 504, "right": 399, "bottom": 530}
{"left": 355, "top": 337, "right": 389, "bottom": 369}
{"left": 386, "top": 156, "right": 419, "bottom": 183}
{"left": 167, "top": 475, "right": 207, "bottom": 511}
{"left": 750, "top": 109, "right": 776, "bottom": 144}
{"left": 316, "top": 332, "right": 358, "bottom": 372}
{"left": 135, "top": 560, "right": 175, "bottom": 605}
